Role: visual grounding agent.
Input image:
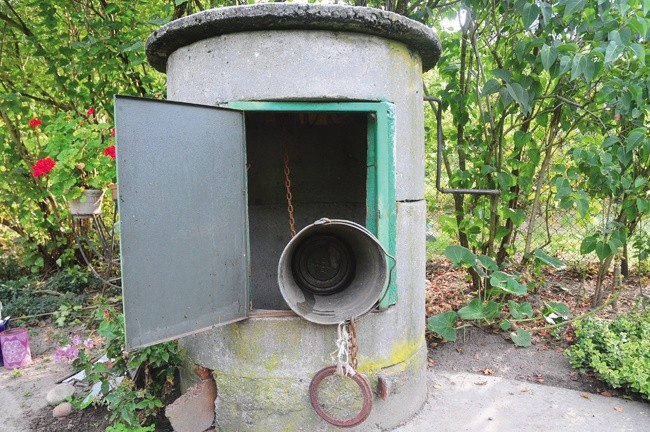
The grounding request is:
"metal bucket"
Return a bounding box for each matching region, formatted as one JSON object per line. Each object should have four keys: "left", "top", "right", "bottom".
{"left": 278, "top": 219, "right": 388, "bottom": 324}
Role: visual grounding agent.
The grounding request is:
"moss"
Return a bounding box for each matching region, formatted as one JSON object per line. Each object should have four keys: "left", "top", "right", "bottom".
{"left": 356, "top": 335, "right": 424, "bottom": 375}
{"left": 263, "top": 354, "right": 280, "bottom": 372}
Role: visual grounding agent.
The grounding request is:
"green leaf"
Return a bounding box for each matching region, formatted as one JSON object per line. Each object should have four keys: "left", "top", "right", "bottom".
{"left": 444, "top": 245, "right": 476, "bottom": 267}
{"left": 543, "top": 301, "right": 571, "bottom": 320}
{"left": 576, "top": 192, "right": 590, "bottom": 218}
{"left": 508, "top": 209, "right": 526, "bottom": 227}
{"left": 427, "top": 311, "right": 458, "bottom": 341}
{"left": 580, "top": 236, "right": 598, "bottom": 254}
{"left": 458, "top": 298, "right": 501, "bottom": 320}
{"left": 630, "top": 44, "right": 646, "bottom": 65}
{"left": 570, "top": 53, "right": 585, "bottom": 81}
{"left": 481, "top": 79, "right": 502, "bottom": 96}
{"left": 500, "top": 320, "right": 512, "bottom": 331}
{"left": 105, "top": 4, "right": 120, "bottom": 14}
{"left": 563, "top": 0, "right": 586, "bottom": 19}
{"left": 540, "top": 44, "right": 558, "bottom": 70}
{"left": 595, "top": 241, "right": 612, "bottom": 261}
{"left": 605, "top": 40, "right": 625, "bottom": 64}
{"left": 511, "top": 329, "right": 532, "bottom": 347}
{"left": 492, "top": 69, "right": 511, "bottom": 82}
{"left": 533, "top": 249, "right": 565, "bottom": 269}
{"left": 522, "top": 3, "right": 540, "bottom": 29}
{"left": 602, "top": 136, "right": 619, "bottom": 148}
{"left": 505, "top": 83, "right": 530, "bottom": 113}
{"left": 491, "top": 271, "right": 528, "bottom": 295}
{"left": 508, "top": 300, "right": 534, "bottom": 319}
{"left": 119, "top": 41, "right": 144, "bottom": 53}
{"left": 637, "top": 198, "right": 650, "bottom": 214}
{"left": 626, "top": 129, "right": 646, "bottom": 150}
{"left": 477, "top": 255, "right": 499, "bottom": 272}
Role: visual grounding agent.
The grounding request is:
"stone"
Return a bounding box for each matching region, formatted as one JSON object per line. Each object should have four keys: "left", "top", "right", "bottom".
{"left": 165, "top": 378, "right": 217, "bottom": 432}
{"left": 46, "top": 383, "right": 75, "bottom": 406}
{"left": 52, "top": 402, "right": 73, "bottom": 418}
{"left": 145, "top": 3, "right": 441, "bottom": 72}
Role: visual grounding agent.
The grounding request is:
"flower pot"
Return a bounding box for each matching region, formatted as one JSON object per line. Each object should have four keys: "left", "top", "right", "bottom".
{"left": 69, "top": 189, "right": 105, "bottom": 216}
{"left": 107, "top": 183, "right": 118, "bottom": 201}
{"left": 0, "top": 328, "right": 32, "bottom": 369}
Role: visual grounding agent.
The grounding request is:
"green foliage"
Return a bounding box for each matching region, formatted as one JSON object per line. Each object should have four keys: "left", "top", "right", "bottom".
{"left": 0, "top": 0, "right": 173, "bottom": 271}
{"left": 0, "top": 267, "right": 98, "bottom": 321}
{"left": 105, "top": 423, "right": 155, "bottom": 432}
{"left": 428, "top": 244, "right": 567, "bottom": 345}
{"left": 0, "top": 274, "right": 88, "bottom": 320}
{"left": 510, "top": 328, "right": 532, "bottom": 348}
{"left": 71, "top": 305, "right": 183, "bottom": 428}
{"left": 0, "top": 253, "right": 28, "bottom": 280}
{"left": 52, "top": 303, "right": 84, "bottom": 327}
{"left": 426, "top": 311, "right": 458, "bottom": 341}
{"left": 566, "top": 312, "right": 650, "bottom": 398}
{"left": 417, "top": 0, "right": 650, "bottom": 295}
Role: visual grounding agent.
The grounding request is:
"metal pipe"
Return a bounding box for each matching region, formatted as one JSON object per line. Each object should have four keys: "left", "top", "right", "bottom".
{"left": 424, "top": 96, "right": 500, "bottom": 196}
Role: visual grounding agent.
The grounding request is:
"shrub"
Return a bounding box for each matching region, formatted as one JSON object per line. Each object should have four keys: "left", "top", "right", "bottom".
{"left": 565, "top": 311, "right": 650, "bottom": 399}
{"left": 67, "top": 305, "right": 182, "bottom": 428}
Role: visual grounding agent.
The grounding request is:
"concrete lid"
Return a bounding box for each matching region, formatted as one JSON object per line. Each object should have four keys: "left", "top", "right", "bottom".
{"left": 146, "top": 3, "right": 442, "bottom": 73}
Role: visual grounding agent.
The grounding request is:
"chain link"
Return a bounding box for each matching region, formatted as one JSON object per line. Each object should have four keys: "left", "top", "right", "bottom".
{"left": 349, "top": 317, "right": 358, "bottom": 371}
{"left": 332, "top": 319, "right": 359, "bottom": 376}
{"left": 283, "top": 146, "right": 296, "bottom": 238}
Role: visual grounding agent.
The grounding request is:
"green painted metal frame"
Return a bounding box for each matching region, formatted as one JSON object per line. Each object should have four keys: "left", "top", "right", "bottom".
{"left": 229, "top": 101, "right": 397, "bottom": 308}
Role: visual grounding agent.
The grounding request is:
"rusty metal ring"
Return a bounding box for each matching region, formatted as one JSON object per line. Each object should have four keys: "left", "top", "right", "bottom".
{"left": 309, "top": 366, "right": 373, "bottom": 428}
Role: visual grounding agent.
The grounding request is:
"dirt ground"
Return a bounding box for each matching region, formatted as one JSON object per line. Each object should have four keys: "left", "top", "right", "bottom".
{"left": 425, "top": 260, "right": 648, "bottom": 399}
{"left": 0, "top": 262, "right": 646, "bottom": 431}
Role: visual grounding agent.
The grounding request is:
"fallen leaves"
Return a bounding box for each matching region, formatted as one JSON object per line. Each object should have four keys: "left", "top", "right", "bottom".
{"left": 580, "top": 393, "right": 590, "bottom": 399}
{"left": 614, "top": 406, "right": 623, "bottom": 412}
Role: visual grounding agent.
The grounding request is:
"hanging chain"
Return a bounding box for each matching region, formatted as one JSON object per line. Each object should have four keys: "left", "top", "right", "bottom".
{"left": 283, "top": 145, "right": 296, "bottom": 238}
{"left": 349, "top": 317, "right": 358, "bottom": 371}
{"left": 332, "top": 319, "right": 359, "bottom": 377}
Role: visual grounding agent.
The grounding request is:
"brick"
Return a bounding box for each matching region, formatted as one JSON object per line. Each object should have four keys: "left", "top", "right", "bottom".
{"left": 165, "top": 378, "right": 217, "bottom": 432}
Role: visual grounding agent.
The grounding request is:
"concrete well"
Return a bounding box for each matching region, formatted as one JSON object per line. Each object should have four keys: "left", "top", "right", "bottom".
{"left": 144, "top": 4, "right": 441, "bottom": 431}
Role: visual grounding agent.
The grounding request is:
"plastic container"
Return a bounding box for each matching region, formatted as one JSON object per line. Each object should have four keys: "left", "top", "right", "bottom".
{"left": 0, "top": 328, "right": 32, "bottom": 369}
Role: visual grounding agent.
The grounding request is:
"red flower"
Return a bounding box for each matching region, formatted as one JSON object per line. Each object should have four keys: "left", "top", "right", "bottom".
{"left": 110, "top": 127, "right": 116, "bottom": 137}
{"left": 32, "top": 157, "right": 56, "bottom": 177}
{"left": 86, "top": 107, "right": 95, "bottom": 116}
{"left": 29, "top": 118, "right": 42, "bottom": 128}
{"left": 103, "top": 145, "right": 116, "bottom": 160}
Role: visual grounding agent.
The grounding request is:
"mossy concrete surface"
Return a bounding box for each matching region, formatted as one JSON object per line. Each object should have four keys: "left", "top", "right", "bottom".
{"left": 199, "top": 340, "right": 426, "bottom": 431}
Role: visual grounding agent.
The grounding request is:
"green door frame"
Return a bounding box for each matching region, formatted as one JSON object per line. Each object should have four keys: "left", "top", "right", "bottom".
{"left": 229, "top": 101, "right": 397, "bottom": 308}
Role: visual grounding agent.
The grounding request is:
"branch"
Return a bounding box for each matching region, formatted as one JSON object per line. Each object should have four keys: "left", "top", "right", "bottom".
{"left": 0, "top": 1, "right": 32, "bottom": 37}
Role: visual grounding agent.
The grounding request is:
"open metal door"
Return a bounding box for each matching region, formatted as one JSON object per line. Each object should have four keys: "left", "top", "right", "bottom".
{"left": 115, "top": 95, "right": 249, "bottom": 350}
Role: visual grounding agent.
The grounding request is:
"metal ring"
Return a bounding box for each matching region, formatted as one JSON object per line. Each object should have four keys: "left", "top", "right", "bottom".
{"left": 309, "top": 366, "right": 373, "bottom": 428}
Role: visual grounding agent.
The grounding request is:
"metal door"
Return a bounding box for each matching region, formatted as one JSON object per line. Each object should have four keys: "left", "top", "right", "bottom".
{"left": 115, "top": 96, "right": 249, "bottom": 350}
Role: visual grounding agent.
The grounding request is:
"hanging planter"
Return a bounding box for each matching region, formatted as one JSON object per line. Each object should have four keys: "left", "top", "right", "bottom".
{"left": 69, "top": 189, "right": 105, "bottom": 216}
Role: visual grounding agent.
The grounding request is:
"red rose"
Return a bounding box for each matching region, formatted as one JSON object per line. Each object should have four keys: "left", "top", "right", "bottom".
{"left": 32, "top": 157, "right": 56, "bottom": 177}
{"left": 87, "top": 107, "right": 95, "bottom": 116}
{"left": 29, "top": 118, "right": 42, "bottom": 128}
{"left": 103, "top": 145, "right": 116, "bottom": 160}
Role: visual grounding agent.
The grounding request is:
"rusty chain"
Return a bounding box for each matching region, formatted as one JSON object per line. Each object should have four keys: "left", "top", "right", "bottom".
{"left": 283, "top": 146, "right": 296, "bottom": 238}
{"left": 348, "top": 317, "right": 358, "bottom": 371}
